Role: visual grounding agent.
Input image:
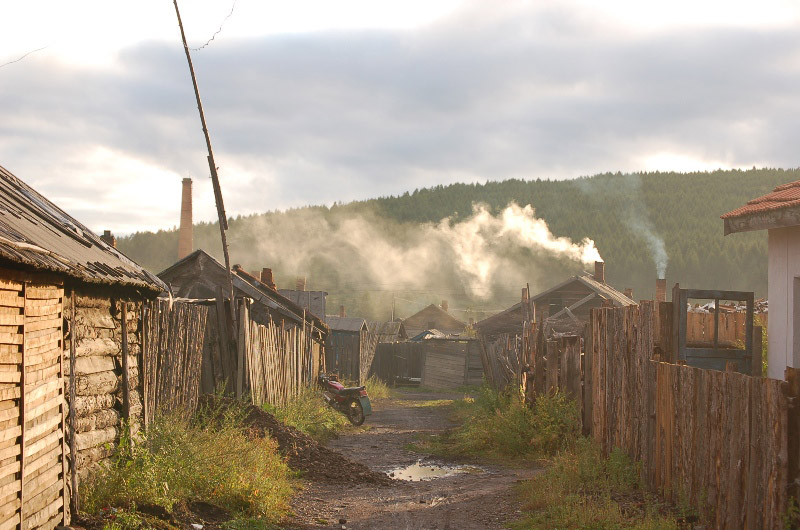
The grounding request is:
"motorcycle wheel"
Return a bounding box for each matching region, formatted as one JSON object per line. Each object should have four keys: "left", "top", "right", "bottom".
{"left": 346, "top": 398, "right": 365, "bottom": 426}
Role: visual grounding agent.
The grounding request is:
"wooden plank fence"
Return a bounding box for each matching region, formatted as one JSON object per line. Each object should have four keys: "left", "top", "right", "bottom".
{"left": 142, "top": 299, "right": 209, "bottom": 419}
{"left": 520, "top": 300, "right": 798, "bottom": 528}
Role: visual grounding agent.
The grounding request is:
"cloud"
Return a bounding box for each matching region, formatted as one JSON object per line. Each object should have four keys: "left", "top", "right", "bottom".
{"left": 0, "top": 3, "right": 799, "bottom": 233}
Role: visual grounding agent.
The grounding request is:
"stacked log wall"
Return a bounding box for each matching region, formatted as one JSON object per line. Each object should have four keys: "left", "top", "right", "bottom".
{"left": 64, "top": 291, "right": 142, "bottom": 478}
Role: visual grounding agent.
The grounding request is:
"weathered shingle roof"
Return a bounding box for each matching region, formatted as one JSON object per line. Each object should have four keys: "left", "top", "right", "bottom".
{"left": 0, "top": 164, "right": 166, "bottom": 293}
{"left": 722, "top": 180, "right": 800, "bottom": 219}
{"left": 366, "top": 320, "right": 407, "bottom": 343}
{"left": 326, "top": 315, "right": 367, "bottom": 332}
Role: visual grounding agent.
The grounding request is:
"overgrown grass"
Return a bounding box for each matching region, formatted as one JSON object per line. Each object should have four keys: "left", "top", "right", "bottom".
{"left": 363, "top": 375, "right": 393, "bottom": 399}
{"left": 81, "top": 405, "right": 294, "bottom": 526}
{"left": 413, "top": 385, "right": 581, "bottom": 461}
{"left": 264, "top": 387, "right": 350, "bottom": 443}
{"left": 512, "top": 438, "right": 678, "bottom": 529}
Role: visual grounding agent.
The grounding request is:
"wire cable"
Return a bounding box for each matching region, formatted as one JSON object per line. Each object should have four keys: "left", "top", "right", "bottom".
{"left": 191, "top": 0, "right": 238, "bottom": 51}
{"left": 0, "top": 45, "right": 49, "bottom": 70}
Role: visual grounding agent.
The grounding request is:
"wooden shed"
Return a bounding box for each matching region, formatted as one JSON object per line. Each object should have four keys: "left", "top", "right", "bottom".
{"left": 324, "top": 316, "right": 378, "bottom": 384}
{"left": 0, "top": 164, "right": 167, "bottom": 527}
{"left": 418, "top": 338, "right": 483, "bottom": 389}
{"left": 402, "top": 303, "right": 466, "bottom": 339}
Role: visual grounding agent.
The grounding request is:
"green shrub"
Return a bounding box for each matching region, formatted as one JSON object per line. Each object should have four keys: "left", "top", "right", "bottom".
{"left": 82, "top": 406, "right": 294, "bottom": 523}
{"left": 424, "top": 386, "right": 581, "bottom": 460}
{"left": 264, "top": 387, "right": 350, "bottom": 442}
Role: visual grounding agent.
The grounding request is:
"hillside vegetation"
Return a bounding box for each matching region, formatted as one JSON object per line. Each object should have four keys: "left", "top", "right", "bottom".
{"left": 119, "top": 168, "right": 795, "bottom": 320}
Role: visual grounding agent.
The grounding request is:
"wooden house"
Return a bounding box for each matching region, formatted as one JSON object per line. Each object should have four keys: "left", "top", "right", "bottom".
{"left": 417, "top": 337, "right": 482, "bottom": 390}
{"left": 325, "top": 316, "right": 378, "bottom": 384}
{"left": 402, "top": 302, "right": 466, "bottom": 339}
{"left": 722, "top": 180, "right": 800, "bottom": 379}
{"left": 0, "top": 164, "right": 167, "bottom": 527}
{"left": 157, "top": 250, "right": 328, "bottom": 391}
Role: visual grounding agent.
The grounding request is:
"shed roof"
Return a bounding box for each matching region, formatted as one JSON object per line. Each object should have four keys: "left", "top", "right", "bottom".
{"left": 533, "top": 273, "right": 637, "bottom": 308}
{"left": 402, "top": 304, "right": 466, "bottom": 338}
{"left": 721, "top": 180, "right": 800, "bottom": 234}
{"left": 366, "top": 320, "right": 407, "bottom": 343}
{"left": 158, "top": 249, "right": 327, "bottom": 332}
{"left": 326, "top": 315, "right": 367, "bottom": 332}
{"left": 0, "top": 164, "right": 166, "bottom": 293}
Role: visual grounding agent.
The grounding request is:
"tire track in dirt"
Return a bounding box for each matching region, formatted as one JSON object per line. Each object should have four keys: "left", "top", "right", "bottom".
{"left": 285, "top": 391, "right": 541, "bottom": 530}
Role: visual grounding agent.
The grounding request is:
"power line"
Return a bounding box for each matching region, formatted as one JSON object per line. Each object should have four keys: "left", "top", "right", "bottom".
{"left": 0, "top": 45, "right": 49, "bottom": 70}
{"left": 191, "top": 0, "right": 237, "bottom": 51}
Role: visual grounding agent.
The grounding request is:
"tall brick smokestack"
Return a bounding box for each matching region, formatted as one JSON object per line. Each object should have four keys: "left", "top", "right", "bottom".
{"left": 594, "top": 261, "right": 605, "bottom": 284}
{"left": 177, "top": 178, "right": 193, "bottom": 259}
{"left": 656, "top": 278, "right": 667, "bottom": 303}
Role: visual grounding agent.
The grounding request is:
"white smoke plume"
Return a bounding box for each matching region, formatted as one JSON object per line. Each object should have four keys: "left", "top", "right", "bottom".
{"left": 231, "top": 202, "right": 602, "bottom": 304}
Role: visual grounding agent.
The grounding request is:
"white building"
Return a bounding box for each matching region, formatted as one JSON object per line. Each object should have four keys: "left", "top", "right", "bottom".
{"left": 722, "top": 180, "right": 800, "bottom": 379}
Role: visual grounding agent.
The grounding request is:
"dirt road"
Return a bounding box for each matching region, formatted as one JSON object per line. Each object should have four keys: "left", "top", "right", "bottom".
{"left": 285, "top": 391, "right": 540, "bottom": 530}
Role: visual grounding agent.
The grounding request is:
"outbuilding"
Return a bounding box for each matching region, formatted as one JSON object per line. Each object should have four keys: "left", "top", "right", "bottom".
{"left": 722, "top": 180, "right": 800, "bottom": 379}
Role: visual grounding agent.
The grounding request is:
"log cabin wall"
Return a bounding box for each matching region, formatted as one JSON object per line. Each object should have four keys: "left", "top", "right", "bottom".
{"left": 63, "top": 287, "right": 143, "bottom": 479}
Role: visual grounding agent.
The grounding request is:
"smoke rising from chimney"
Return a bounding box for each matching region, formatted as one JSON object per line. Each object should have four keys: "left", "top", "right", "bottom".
{"left": 231, "top": 202, "right": 602, "bottom": 305}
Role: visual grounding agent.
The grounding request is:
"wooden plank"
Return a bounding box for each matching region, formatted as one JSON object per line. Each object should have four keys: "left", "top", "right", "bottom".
{"left": 0, "top": 280, "right": 22, "bottom": 292}
{"left": 121, "top": 302, "right": 131, "bottom": 428}
{"left": 25, "top": 331, "right": 60, "bottom": 350}
{"left": 24, "top": 288, "right": 63, "bottom": 300}
{"left": 0, "top": 512, "right": 19, "bottom": 530}
{"left": 24, "top": 429, "right": 62, "bottom": 459}
{"left": 25, "top": 379, "right": 61, "bottom": 407}
{"left": 22, "top": 491, "right": 62, "bottom": 528}
{"left": 0, "top": 293, "right": 23, "bottom": 308}
{"left": 19, "top": 282, "right": 26, "bottom": 530}
{"left": 24, "top": 304, "right": 60, "bottom": 318}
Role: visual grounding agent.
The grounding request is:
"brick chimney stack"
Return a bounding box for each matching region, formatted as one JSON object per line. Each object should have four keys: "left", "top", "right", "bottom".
{"left": 624, "top": 288, "right": 634, "bottom": 300}
{"left": 177, "top": 178, "right": 193, "bottom": 259}
{"left": 656, "top": 278, "right": 667, "bottom": 303}
{"left": 440, "top": 300, "right": 449, "bottom": 312}
{"left": 260, "top": 268, "right": 277, "bottom": 290}
{"left": 296, "top": 276, "right": 306, "bottom": 291}
{"left": 339, "top": 305, "right": 346, "bottom": 318}
{"left": 594, "top": 261, "right": 605, "bottom": 284}
{"left": 100, "top": 230, "right": 117, "bottom": 248}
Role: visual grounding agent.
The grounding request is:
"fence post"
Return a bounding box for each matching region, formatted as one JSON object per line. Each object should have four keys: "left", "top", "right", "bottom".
{"left": 786, "top": 367, "right": 800, "bottom": 513}
{"left": 583, "top": 315, "right": 593, "bottom": 436}
{"left": 752, "top": 326, "right": 763, "bottom": 377}
{"left": 546, "top": 341, "right": 558, "bottom": 394}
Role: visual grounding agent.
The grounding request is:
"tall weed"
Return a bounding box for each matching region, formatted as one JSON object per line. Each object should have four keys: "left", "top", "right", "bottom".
{"left": 81, "top": 407, "right": 293, "bottom": 522}
{"left": 264, "top": 387, "right": 349, "bottom": 442}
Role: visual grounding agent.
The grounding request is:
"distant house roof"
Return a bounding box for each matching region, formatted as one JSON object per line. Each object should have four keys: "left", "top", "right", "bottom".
{"left": 158, "top": 249, "right": 327, "bottom": 331}
{"left": 278, "top": 289, "right": 326, "bottom": 320}
{"left": 0, "top": 164, "right": 166, "bottom": 293}
{"left": 722, "top": 180, "right": 800, "bottom": 234}
{"left": 326, "top": 315, "right": 367, "bottom": 332}
{"left": 367, "top": 320, "right": 407, "bottom": 343}
{"left": 474, "top": 273, "right": 636, "bottom": 336}
{"left": 408, "top": 329, "right": 459, "bottom": 341}
{"left": 402, "top": 304, "right": 467, "bottom": 338}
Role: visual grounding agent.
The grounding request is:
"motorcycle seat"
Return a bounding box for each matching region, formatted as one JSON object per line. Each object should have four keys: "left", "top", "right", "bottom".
{"left": 333, "top": 385, "right": 365, "bottom": 394}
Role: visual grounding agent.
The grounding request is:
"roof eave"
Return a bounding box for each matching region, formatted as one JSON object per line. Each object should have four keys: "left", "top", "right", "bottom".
{"left": 723, "top": 205, "right": 800, "bottom": 235}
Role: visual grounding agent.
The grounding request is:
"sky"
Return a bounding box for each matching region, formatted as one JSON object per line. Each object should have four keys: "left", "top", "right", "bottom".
{"left": 1, "top": 0, "right": 800, "bottom": 234}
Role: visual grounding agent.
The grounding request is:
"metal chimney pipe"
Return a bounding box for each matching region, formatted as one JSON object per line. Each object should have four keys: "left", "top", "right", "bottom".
{"left": 177, "top": 178, "right": 193, "bottom": 259}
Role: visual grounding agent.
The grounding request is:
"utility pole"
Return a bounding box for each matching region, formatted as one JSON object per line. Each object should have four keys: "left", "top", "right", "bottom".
{"left": 172, "top": 0, "right": 237, "bottom": 327}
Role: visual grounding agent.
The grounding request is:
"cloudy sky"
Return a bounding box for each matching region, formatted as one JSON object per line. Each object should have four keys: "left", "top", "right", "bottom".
{"left": 2, "top": 0, "right": 799, "bottom": 234}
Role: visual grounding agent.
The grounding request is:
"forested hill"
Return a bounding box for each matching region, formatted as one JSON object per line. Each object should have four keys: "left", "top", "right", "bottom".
{"left": 119, "top": 168, "right": 796, "bottom": 320}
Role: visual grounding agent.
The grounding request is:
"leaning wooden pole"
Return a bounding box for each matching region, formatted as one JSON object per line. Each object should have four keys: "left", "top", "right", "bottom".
{"left": 172, "top": 0, "right": 237, "bottom": 327}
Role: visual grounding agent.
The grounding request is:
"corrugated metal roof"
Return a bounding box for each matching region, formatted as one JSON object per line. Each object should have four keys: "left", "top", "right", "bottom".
{"left": 326, "top": 315, "right": 367, "bottom": 332}
{"left": 721, "top": 180, "right": 800, "bottom": 219}
{"left": 0, "top": 164, "right": 166, "bottom": 292}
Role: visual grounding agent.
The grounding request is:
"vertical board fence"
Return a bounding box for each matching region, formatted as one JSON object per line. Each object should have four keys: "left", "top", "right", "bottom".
{"left": 586, "top": 302, "right": 793, "bottom": 529}
{"left": 142, "top": 299, "right": 209, "bottom": 419}
{"left": 243, "top": 314, "right": 322, "bottom": 408}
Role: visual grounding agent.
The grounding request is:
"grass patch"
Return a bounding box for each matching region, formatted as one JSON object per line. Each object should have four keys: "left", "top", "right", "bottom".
{"left": 363, "top": 375, "right": 394, "bottom": 399}
{"left": 81, "top": 404, "right": 294, "bottom": 525}
{"left": 407, "top": 399, "right": 455, "bottom": 408}
{"left": 263, "top": 387, "right": 350, "bottom": 443}
{"left": 512, "top": 438, "right": 678, "bottom": 529}
{"left": 413, "top": 385, "right": 580, "bottom": 461}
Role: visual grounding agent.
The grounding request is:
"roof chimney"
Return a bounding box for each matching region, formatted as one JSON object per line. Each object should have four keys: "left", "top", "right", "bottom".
{"left": 100, "top": 230, "right": 117, "bottom": 248}
{"left": 594, "top": 261, "right": 605, "bottom": 284}
{"left": 656, "top": 278, "right": 667, "bottom": 303}
{"left": 260, "top": 268, "right": 276, "bottom": 290}
{"left": 177, "top": 178, "right": 193, "bottom": 259}
{"left": 440, "top": 300, "right": 449, "bottom": 312}
{"left": 296, "top": 276, "right": 306, "bottom": 291}
{"left": 624, "top": 288, "right": 634, "bottom": 300}
{"left": 339, "top": 305, "right": 346, "bottom": 318}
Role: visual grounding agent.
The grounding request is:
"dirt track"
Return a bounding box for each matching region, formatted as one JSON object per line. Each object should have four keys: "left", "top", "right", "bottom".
{"left": 284, "top": 391, "right": 540, "bottom": 530}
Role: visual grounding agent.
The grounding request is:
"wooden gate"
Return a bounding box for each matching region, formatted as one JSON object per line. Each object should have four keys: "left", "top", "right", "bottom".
{"left": 0, "top": 277, "right": 67, "bottom": 529}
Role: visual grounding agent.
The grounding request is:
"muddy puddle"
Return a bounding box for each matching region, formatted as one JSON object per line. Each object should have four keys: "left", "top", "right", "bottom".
{"left": 387, "top": 460, "right": 484, "bottom": 481}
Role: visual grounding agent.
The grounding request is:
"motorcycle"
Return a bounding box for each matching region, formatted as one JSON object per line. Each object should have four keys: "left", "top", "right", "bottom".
{"left": 318, "top": 373, "right": 372, "bottom": 426}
